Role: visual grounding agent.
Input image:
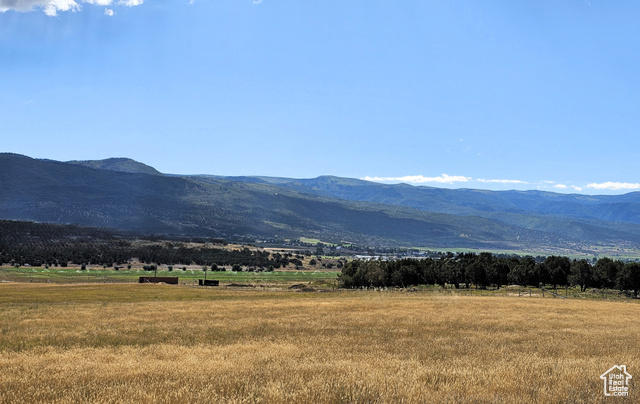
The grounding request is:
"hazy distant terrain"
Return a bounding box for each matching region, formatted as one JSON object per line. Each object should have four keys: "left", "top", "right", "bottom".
{"left": 3, "top": 153, "right": 640, "bottom": 251}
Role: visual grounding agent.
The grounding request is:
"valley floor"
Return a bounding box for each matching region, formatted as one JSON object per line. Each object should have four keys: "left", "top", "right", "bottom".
{"left": 1, "top": 284, "right": 638, "bottom": 403}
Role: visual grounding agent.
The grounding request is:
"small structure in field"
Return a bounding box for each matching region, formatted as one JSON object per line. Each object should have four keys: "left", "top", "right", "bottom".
{"left": 199, "top": 279, "right": 219, "bottom": 286}
{"left": 138, "top": 276, "right": 179, "bottom": 285}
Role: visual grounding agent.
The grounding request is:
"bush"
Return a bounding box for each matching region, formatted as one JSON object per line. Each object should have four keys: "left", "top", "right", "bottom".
{"left": 232, "top": 264, "right": 242, "bottom": 272}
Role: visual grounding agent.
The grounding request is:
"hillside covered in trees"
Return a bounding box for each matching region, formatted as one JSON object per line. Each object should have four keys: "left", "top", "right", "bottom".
{"left": 5, "top": 153, "right": 640, "bottom": 253}
{"left": 0, "top": 220, "right": 299, "bottom": 270}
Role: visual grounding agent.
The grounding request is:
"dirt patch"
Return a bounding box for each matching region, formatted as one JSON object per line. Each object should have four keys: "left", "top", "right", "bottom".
{"left": 289, "top": 283, "right": 316, "bottom": 292}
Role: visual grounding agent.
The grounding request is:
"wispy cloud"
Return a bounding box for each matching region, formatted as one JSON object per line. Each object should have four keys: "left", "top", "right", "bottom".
{"left": 0, "top": 0, "right": 143, "bottom": 16}
{"left": 587, "top": 182, "right": 640, "bottom": 191}
{"left": 361, "top": 175, "right": 640, "bottom": 194}
{"left": 0, "top": 0, "right": 78, "bottom": 16}
{"left": 362, "top": 174, "right": 471, "bottom": 185}
{"left": 104, "top": 7, "right": 112, "bottom": 15}
{"left": 477, "top": 178, "right": 528, "bottom": 184}
{"left": 118, "top": 0, "right": 142, "bottom": 5}
{"left": 85, "top": 0, "right": 113, "bottom": 5}
{"left": 362, "top": 175, "right": 533, "bottom": 186}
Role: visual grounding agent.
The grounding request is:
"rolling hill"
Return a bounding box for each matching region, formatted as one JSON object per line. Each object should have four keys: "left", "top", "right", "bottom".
{"left": 2, "top": 153, "right": 640, "bottom": 251}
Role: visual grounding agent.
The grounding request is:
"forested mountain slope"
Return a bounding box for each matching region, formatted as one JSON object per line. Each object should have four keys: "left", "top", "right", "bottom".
{"left": 2, "top": 153, "right": 640, "bottom": 250}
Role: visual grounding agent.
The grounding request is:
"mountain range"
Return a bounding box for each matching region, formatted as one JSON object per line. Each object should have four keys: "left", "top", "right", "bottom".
{"left": 2, "top": 152, "right": 640, "bottom": 253}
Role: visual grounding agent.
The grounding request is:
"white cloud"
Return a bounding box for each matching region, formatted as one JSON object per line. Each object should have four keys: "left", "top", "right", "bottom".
{"left": 362, "top": 174, "right": 471, "bottom": 185}
{"left": 0, "top": 0, "right": 79, "bottom": 16}
{"left": 477, "top": 178, "right": 528, "bottom": 184}
{"left": 587, "top": 182, "right": 640, "bottom": 191}
{"left": 253, "top": 0, "right": 263, "bottom": 4}
{"left": 104, "top": 7, "right": 112, "bottom": 15}
{"left": 359, "top": 175, "right": 640, "bottom": 194}
{"left": 0, "top": 0, "right": 142, "bottom": 15}
{"left": 85, "top": 0, "right": 112, "bottom": 5}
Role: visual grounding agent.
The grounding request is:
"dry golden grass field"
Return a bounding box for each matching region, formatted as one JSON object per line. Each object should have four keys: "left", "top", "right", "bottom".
{"left": 0, "top": 283, "right": 638, "bottom": 403}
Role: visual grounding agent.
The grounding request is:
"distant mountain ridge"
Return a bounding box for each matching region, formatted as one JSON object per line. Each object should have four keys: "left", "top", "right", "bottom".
{"left": 2, "top": 153, "right": 640, "bottom": 252}
{"left": 217, "top": 175, "right": 640, "bottom": 225}
{"left": 67, "top": 158, "right": 162, "bottom": 176}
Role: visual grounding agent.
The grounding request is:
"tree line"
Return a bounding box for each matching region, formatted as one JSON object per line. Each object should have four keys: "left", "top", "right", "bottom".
{"left": 339, "top": 253, "right": 640, "bottom": 297}
{"left": 0, "top": 241, "right": 300, "bottom": 270}
{"left": 0, "top": 220, "right": 315, "bottom": 271}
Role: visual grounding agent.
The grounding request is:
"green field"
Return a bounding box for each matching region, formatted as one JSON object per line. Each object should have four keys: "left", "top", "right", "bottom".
{"left": 0, "top": 266, "right": 339, "bottom": 285}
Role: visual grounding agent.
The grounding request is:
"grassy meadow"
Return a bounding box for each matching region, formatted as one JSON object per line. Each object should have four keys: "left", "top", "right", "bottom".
{"left": 0, "top": 266, "right": 339, "bottom": 285}
{"left": 1, "top": 283, "right": 638, "bottom": 403}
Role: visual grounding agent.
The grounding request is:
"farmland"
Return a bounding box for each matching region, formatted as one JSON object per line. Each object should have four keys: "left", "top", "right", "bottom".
{"left": 1, "top": 283, "right": 638, "bottom": 403}
{"left": 0, "top": 266, "right": 339, "bottom": 286}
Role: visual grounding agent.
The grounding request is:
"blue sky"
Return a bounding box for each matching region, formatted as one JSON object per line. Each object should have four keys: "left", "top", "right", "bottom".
{"left": 2, "top": 1, "right": 640, "bottom": 194}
